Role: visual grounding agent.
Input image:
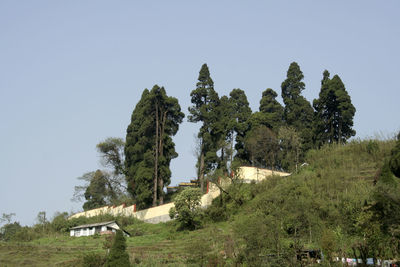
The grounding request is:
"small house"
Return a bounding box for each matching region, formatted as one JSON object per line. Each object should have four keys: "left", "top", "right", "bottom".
{"left": 69, "top": 221, "right": 130, "bottom": 237}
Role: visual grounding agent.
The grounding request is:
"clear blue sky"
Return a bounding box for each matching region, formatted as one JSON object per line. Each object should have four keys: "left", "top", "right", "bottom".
{"left": 1, "top": 1, "right": 399, "bottom": 226}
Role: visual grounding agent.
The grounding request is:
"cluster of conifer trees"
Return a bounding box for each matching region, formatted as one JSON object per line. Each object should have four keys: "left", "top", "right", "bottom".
{"left": 124, "top": 62, "right": 356, "bottom": 208}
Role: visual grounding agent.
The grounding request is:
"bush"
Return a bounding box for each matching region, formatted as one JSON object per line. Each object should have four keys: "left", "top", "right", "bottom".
{"left": 105, "top": 230, "right": 130, "bottom": 267}
{"left": 82, "top": 252, "right": 106, "bottom": 267}
{"left": 0, "top": 222, "right": 22, "bottom": 241}
{"left": 169, "top": 188, "right": 203, "bottom": 230}
{"left": 50, "top": 212, "right": 70, "bottom": 233}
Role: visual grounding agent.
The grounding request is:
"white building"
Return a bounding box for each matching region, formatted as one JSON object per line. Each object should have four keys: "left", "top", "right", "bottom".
{"left": 69, "top": 221, "right": 130, "bottom": 237}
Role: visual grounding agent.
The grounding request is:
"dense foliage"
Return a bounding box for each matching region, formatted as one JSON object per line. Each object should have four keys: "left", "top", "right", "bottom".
{"left": 125, "top": 85, "right": 184, "bottom": 208}
{"left": 188, "top": 64, "right": 221, "bottom": 192}
{"left": 313, "top": 71, "right": 356, "bottom": 146}
{"left": 70, "top": 61, "right": 357, "bottom": 209}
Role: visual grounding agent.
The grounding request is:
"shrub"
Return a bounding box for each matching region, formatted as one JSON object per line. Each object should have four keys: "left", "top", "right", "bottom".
{"left": 105, "top": 230, "right": 130, "bottom": 267}
{"left": 0, "top": 222, "right": 22, "bottom": 241}
{"left": 82, "top": 252, "right": 106, "bottom": 267}
{"left": 169, "top": 188, "right": 202, "bottom": 230}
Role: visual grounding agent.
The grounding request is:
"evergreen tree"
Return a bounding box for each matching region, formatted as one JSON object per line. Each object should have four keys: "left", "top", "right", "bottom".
{"left": 330, "top": 75, "right": 356, "bottom": 143}
{"left": 125, "top": 86, "right": 183, "bottom": 208}
{"left": 148, "top": 86, "right": 184, "bottom": 205}
{"left": 188, "top": 64, "right": 221, "bottom": 192}
{"left": 216, "top": 95, "right": 233, "bottom": 172}
{"left": 105, "top": 230, "right": 130, "bottom": 267}
{"left": 250, "top": 88, "right": 283, "bottom": 131}
{"left": 281, "top": 62, "right": 314, "bottom": 152}
{"left": 125, "top": 89, "right": 154, "bottom": 209}
{"left": 313, "top": 70, "right": 331, "bottom": 147}
{"left": 229, "top": 89, "right": 252, "bottom": 166}
{"left": 313, "top": 71, "right": 356, "bottom": 145}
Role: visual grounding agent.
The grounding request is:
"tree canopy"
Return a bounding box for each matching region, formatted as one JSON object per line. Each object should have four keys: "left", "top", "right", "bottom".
{"left": 188, "top": 64, "right": 221, "bottom": 192}
{"left": 281, "top": 62, "right": 314, "bottom": 152}
{"left": 125, "top": 85, "right": 184, "bottom": 208}
{"left": 313, "top": 71, "right": 356, "bottom": 145}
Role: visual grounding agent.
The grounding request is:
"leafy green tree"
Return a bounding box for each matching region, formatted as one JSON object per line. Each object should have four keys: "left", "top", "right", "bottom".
{"left": 96, "top": 137, "right": 125, "bottom": 176}
{"left": 188, "top": 64, "right": 221, "bottom": 192}
{"left": 82, "top": 170, "right": 108, "bottom": 211}
{"left": 169, "top": 188, "right": 202, "bottom": 230}
{"left": 105, "top": 230, "right": 130, "bottom": 267}
{"left": 390, "top": 132, "right": 400, "bottom": 178}
{"left": 368, "top": 161, "right": 400, "bottom": 258}
{"left": 281, "top": 62, "right": 314, "bottom": 152}
{"left": 0, "top": 222, "right": 22, "bottom": 241}
{"left": 0, "top": 213, "right": 15, "bottom": 225}
{"left": 125, "top": 86, "right": 184, "bottom": 208}
{"left": 50, "top": 212, "right": 70, "bottom": 233}
{"left": 36, "top": 211, "right": 47, "bottom": 225}
{"left": 244, "top": 125, "right": 279, "bottom": 169}
{"left": 73, "top": 137, "right": 128, "bottom": 210}
{"left": 73, "top": 170, "right": 122, "bottom": 209}
{"left": 278, "top": 126, "right": 302, "bottom": 172}
{"left": 313, "top": 71, "right": 356, "bottom": 145}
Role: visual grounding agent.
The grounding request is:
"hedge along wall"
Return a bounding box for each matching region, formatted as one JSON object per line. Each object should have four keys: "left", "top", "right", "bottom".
{"left": 69, "top": 167, "right": 289, "bottom": 223}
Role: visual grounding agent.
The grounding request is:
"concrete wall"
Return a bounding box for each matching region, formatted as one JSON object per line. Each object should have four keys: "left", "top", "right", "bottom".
{"left": 69, "top": 166, "right": 289, "bottom": 223}
{"left": 237, "top": 166, "right": 290, "bottom": 183}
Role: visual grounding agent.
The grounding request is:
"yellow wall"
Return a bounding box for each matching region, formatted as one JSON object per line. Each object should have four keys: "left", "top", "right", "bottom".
{"left": 69, "top": 166, "right": 289, "bottom": 223}
{"left": 237, "top": 166, "right": 290, "bottom": 182}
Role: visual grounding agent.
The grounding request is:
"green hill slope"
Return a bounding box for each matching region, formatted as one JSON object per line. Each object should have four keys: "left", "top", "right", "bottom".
{"left": 1, "top": 139, "right": 399, "bottom": 266}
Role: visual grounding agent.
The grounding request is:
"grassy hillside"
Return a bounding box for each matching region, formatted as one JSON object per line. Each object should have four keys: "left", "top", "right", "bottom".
{"left": 0, "top": 139, "right": 398, "bottom": 266}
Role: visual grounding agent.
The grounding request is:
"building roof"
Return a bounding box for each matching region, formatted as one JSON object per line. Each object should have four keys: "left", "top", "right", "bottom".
{"left": 70, "top": 221, "right": 116, "bottom": 230}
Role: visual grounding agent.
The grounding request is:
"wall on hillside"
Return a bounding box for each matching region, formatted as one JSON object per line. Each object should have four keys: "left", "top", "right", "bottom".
{"left": 237, "top": 166, "right": 290, "bottom": 183}
{"left": 69, "top": 181, "right": 221, "bottom": 223}
{"left": 68, "top": 167, "right": 289, "bottom": 223}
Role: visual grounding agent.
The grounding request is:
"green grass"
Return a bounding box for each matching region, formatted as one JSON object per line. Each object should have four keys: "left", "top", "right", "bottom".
{"left": 0, "top": 139, "right": 396, "bottom": 266}
{"left": 0, "top": 221, "right": 233, "bottom": 266}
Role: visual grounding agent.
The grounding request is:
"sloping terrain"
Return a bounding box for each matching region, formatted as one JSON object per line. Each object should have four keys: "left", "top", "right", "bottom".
{"left": 0, "top": 139, "right": 397, "bottom": 266}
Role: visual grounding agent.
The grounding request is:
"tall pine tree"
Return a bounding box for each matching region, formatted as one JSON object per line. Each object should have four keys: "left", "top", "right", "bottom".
{"left": 125, "top": 86, "right": 184, "bottom": 208}
{"left": 188, "top": 64, "right": 221, "bottom": 193}
{"left": 229, "top": 89, "right": 252, "bottom": 167}
{"left": 250, "top": 88, "right": 283, "bottom": 131}
{"left": 125, "top": 89, "right": 154, "bottom": 209}
{"left": 313, "top": 70, "right": 331, "bottom": 147}
{"left": 313, "top": 71, "right": 356, "bottom": 145}
{"left": 281, "top": 62, "right": 314, "bottom": 152}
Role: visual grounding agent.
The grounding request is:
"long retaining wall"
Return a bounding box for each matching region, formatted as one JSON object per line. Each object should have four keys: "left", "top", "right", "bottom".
{"left": 69, "top": 167, "right": 289, "bottom": 223}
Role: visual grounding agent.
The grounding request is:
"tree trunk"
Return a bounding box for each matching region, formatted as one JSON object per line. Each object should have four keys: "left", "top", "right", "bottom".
{"left": 199, "top": 150, "right": 205, "bottom": 193}
{"left": 230, "top": 133, "right": 234, "bottom": 172}
{"left": 158, "top": 111, "right": 167, "bottom": 205}
{"left": 153, "top": 102, "right": 159, "bottom": 207}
